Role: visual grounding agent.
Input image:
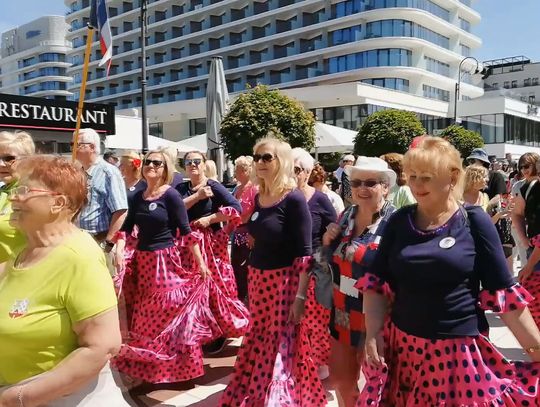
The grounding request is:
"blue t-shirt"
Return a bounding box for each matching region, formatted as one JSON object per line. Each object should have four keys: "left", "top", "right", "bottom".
{"left": 370, "top": 205, "right": 514, "bottom": 339}
{"left": 121, "top": 187, "right": 191, "bottom": 251}
{"left": 248, "top": 189, "right": 312, "bottom": 270}
{"left": 176, "top": 179, "right": 241, "bottom": 231}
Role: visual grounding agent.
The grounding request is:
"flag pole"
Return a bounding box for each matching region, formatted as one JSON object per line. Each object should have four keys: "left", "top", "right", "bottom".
{"left": 71, "top": 25, "right": 95, "bottom": 162}
{"left": 140, "top": 0, "right": 149, "bottom": 154}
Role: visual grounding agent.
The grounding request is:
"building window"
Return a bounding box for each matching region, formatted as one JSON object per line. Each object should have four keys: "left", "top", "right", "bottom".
{"left": 424, "top": 56, "right": 450, "bottom": 77}
{"left": 326, "top": 48, "right": 412, "bottom": 74}
{"left": 524, "top": 78, "right": 532, "bottom": 87}
{"left": 459, "top": 18, "right": 471, "bottom": 32}
{"left": 511, "top": 80, "right": 518, "bottom": 88}
{"left": 149, "top": 123, "right": 163, "bottom": 138}
{"left": 331, "top": 0, "right": 450, "bottom": 22}
{"left": 460, "top": 43, "right": 471, "bottom": 57}
{"left": 361, "top": 78, "right": 410, "bottom": 92}
{"left": 26, "top": 30, "right": 41, "bottom": 39}
{"left": 503, "top": 81, "right": 510, "bottom": 89}
{"left": 533, "top": 78, "right": 539, "bottom": 86}
{"left": 189, "top": 118, "right": 206, "bottom": 137}
{"left": 365, "top": 19, "right": 450, "bottom": 49}
{"left": 423, "top": 84, "right": 450, "bottom": 101}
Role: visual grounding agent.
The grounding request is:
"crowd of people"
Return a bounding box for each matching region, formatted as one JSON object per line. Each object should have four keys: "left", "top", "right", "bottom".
{"left": 1, "top": 127, "right": 540, "bottom": 407}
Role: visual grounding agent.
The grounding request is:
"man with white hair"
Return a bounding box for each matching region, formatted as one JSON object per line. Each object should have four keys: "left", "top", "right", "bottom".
{"left": 72, "top": 128, "right": 128, "bottom": 253}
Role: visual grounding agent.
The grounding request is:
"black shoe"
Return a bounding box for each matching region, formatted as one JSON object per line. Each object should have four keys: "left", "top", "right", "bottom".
{"left": 203, "top": 337, "right": 227, "bottom": 355}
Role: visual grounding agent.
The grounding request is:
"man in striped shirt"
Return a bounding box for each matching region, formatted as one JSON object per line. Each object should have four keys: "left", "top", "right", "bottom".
{"left": 73, "top": 128, "right": 127, "bottom": 253}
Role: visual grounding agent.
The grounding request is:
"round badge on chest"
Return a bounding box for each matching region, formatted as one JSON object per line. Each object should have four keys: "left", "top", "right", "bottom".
{"left": 129, "top": 186, "right": 136, "bottom": 191}
{"left": 251, "top": 211, "right": 259, "bottom": 221}
{"left": 439, "top": 237, "right": 456, "bottom": 249}
{"left": 148, "top": 202, "right": 157, "bottom": 211}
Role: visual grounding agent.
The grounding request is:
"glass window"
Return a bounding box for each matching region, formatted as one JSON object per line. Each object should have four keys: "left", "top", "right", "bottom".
{"left": 378, "top": 49, "right": 389, "bottom": 66}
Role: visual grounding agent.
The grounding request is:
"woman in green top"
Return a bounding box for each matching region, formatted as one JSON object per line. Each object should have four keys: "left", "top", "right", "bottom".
{"left": 0, "top": 131, "right": 34, "bottom": 263}
{"left": 0, "top": 156, "right": 128, "bottom": 406}
{"left": 380, "top": 153, "right": 416, "bottom": 209}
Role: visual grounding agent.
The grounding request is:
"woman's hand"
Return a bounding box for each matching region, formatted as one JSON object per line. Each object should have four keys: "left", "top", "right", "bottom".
{"left": 193, "top": 216, "right": 212, "bottom": 229}
{"left": 196, "top": 186, "right": 213, "bottom": 201}
{"left": 0, "top": 386, "right": 22, "bottom": 407}
{"left": 199, "top": 263, "right": 211, "bottom": 280}
{"left": 323, "top": 223, "right": 341, "bottom": 246}
{"left": 519, "top": 263, "right": 534, "bottom": 283}
{"left": 288, "top": 297, "right": 305, "bottom": 325}
{"left": 365, "top": 332, "right": 385, "bottom": 367}
{"left": 113, "top": 246, "right": 125, "bottom": 271}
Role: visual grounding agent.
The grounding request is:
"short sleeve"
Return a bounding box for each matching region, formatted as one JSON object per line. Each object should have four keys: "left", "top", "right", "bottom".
{"left": 64, "top": 253, "right": 117, "bottom": 322}
{"left": 105, "top": 167, "right": 128, "bottom": 213}
{"left": 467, "top": 206, "right": 515, "bottom": 290}
{"left": 488, "top": 172, "right": 507, "bottom": 198}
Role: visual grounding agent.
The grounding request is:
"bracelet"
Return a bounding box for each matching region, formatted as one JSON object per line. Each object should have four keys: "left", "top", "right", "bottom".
{"left": 525, "top": 345, "right": 540, "bottom": 354}
{"left": 17, "top": 385, "right": 25, "bottom": 407}
{"left": 295, "top": 294, "right": 306, "bottom": 301}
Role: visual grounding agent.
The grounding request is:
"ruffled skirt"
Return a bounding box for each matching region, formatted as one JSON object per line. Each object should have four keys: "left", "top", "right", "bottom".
{"left": 522, "top": 271, "right": 540, "bottom": 327}
{"left": 111, "top": 246, "right": 204, "bottom": 383}
{"left": 219, "top": 265, "right": 327, "bottom": 407}
{"left": 358, "top": 321, "right": 540, "bottom": 406}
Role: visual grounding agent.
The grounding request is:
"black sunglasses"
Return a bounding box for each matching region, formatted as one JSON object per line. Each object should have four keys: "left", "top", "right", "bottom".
{"left": 143, "top": 159, "right": 164, "bottom": 167}
{"left": 253, "top": 153, "right": 275, "bottom": 163}
{"left": 0, "top": 155, "right": 17, "bottom": 164}
{"left": 350, "top": 179, "right": 381, "bottom": 188}
{"left": 294, "top": 166, "right": 304, "bottom": 175}
{"left": 184, "top": 158, "right": 203, "bottom": 167}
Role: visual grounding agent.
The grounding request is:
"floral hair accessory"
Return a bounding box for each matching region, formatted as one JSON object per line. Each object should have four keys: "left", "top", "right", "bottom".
{"left": 132, "top": 158, "right": 142, "bottom": 168}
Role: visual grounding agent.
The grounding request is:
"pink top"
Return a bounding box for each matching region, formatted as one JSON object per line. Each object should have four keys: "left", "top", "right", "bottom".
{"left": 235, "top": 182, "right": 258, "bottom": 225}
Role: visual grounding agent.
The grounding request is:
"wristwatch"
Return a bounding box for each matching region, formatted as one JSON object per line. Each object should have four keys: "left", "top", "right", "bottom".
{"left": 100, "top": 240, "right": 115, "bottom": 253}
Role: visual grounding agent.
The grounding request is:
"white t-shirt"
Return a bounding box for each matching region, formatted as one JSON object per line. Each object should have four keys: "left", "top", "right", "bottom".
{"left": 324, "top": 189, "right": 345, "bottom": 217}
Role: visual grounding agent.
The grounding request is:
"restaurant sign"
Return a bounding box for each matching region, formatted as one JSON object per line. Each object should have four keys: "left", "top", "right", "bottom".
{"left": 0, "top": 93, "right": 115, "bottom": 134}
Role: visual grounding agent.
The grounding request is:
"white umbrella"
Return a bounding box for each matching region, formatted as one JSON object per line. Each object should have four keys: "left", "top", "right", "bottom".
{"left": 175, "top": 134, "right": 208, "bottom": 153}
{"left": 206, "top": 57, "right": 229, "bottom": 181}
{"left": 105, "top": 134, "right": 175, "bottom": 150}
{"left": 312, "top": 122, "right": 356, "bottom": 156}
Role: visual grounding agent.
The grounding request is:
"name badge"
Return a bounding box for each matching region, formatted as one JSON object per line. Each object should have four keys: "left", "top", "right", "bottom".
{"left": 148, "top": 203, "right": 157, "bottom": 211}
{"left": 439, "top": 237, "right": 456, "bottom": 249}
{"left": 251, "top": 212, "right": 259, "bottom": 221}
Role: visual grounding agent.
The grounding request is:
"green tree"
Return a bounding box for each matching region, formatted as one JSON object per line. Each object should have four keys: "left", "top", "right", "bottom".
{"left": 440, "top": 125, "right": 484, "bottom": 159}
{"left": 354, "top": 110, "right": 425, "bottom": 156}
{"left": 220, "top": 85, "right": 316, "bottom": 158}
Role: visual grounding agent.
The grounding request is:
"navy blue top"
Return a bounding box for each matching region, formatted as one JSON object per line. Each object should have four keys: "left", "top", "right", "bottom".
{"left": 170, "top": 172, "right": 184, "bottom": 189}
{"left": 371, "top": 205, "right": 514, "bottom": 339}
{"left": 309, "top": 190, "right": 337, "bottom": 252}
{"left": 176, "top": 179, "right": 241, "bottom": 231}
{"left": 121, "top": 187, "right": 192, "bottom": 251}
{"left": 126, "top": 179, "right": 146, "bottom": 203}
{"left": 248, "top": 189, "right": 312, "bottom": 270}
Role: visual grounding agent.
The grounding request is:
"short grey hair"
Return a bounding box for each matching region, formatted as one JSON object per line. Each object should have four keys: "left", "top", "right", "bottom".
{"left": 77, "top": 128, "right": 101, "bottom": 154}
{"left": 292, "top": 147, "right": 315, "bottom": 173}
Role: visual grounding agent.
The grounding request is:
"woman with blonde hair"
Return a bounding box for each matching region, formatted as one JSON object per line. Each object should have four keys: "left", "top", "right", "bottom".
{"left": 119, "top": 151, "right": 145, "bottom": 199}
{"left": 359, "top": 137, "right": 540, "bottom": 406}
{"left": 204, "top": 159, "right": 218, "bottom": 181}
{"left": 463, "top": 164, "right": 490, "bottom": 210}
{"left": 0, "top": 131, "right": 35, "bottom": 262}
{"left": 231, "top": 155, "right": 258, "bottom": 302}
{"left": 221, "top": 137, "right": 327, "bottom": 406}
{"left": 112, "top": 149, "right": 210, "bottom": 384}
{"left": 380, "top": 152, "right": 416, "bottom": 209}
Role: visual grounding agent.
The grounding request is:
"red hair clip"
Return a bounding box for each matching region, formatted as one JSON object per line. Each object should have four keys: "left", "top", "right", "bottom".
{"left": 132, "top": 158, "right": 141, "bottom": 168}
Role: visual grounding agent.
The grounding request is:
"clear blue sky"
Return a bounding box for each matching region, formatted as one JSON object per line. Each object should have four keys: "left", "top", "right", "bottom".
{"left": 1, "top": 0, "right": 538, "bottom": 63}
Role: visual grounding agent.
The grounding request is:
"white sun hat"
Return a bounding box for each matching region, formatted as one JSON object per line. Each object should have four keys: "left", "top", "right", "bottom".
{"left": 345, "top": 156, "right": 397, "bottom": 188}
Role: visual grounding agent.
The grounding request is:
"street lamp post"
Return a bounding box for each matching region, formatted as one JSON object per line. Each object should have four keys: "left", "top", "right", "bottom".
{"left": 140, "top": 0, "right": 149, "bottom": 154}
{"left": 454, "top": 56, "right": 492, "bottom": 124}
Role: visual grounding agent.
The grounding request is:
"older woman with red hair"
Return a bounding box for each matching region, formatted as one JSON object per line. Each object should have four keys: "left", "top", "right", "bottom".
{"left": 0, "top": 156, "right": 128, "bottom": 406}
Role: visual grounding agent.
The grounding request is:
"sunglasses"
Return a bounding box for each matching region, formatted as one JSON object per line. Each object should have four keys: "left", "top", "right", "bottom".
{"left": 520, "top": 164, "right": 532, "bottom": 170}
{"left": 253, "top": 153, "right": 276, "bottom": 163}
{"left": 0, "top": 155, "right": 17, "bottom": 165}
{"left": 294, "top": 166, "right": 304, "bottom": 175}
{"left": 143, "top": 159, "right": 164, "bottom": 167}
{"left": 69, "top": 142, "right": 92, "bottom": 148}
{"left": 184, "top": 158, "right": 203, "bottom": 167}
{"left": 350, "top": 179, "right": 382, "bottom": 188}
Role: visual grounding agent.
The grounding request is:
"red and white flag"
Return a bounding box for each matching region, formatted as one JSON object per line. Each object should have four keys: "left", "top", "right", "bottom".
{"left": 90, "top": 0, "right": 113, "bottom": 75}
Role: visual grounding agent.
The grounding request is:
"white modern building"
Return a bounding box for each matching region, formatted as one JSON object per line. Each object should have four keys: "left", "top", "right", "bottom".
{"left": 0, "top": 16, "right": 73, "bottom": 100}
{"left": 64, "top": 0, "right": 483, "bottom": 141}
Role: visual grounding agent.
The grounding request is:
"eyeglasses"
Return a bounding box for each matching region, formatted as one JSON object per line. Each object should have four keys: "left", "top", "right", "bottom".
{"left": 143, "top": 159, "right": 164, "bottom": 167}
{"left": 70, "top": 142, "right": 92, "bottom": 148}
{"left": 350, "top": 179, "right": 382, "bottom": 188}
{"left": 520, "top": 164, "right": 532, "bottom": 170}
{"left": 184, "top": 158, "right": 203, "bottom": 167}
{"left": 253, "top": 153, "right": 275, "bottom": 163}
{"left": 0, "top": 155, "right": 17, "bottom": 165}
{"left": 9, "top": 186, "right": 60, "bottom": 197}
{"left": 294, "top": 166, "right": 304, "bottom": 175}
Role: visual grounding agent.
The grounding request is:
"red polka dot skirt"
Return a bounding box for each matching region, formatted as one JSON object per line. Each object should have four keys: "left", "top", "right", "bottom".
{"left": 303, "top": 277, "right": 331, "bottom": 368}
{"left": 112, "top": 246, "right": 204, "bottom": 383}
{"left": 177, "top": 225, "right": 250, "bottom": 340}
{"left": 522, "top": 272, "right": 540, "bottom": 327}
{"left": 220, "top": 262, "right": 327, "bottom": 406}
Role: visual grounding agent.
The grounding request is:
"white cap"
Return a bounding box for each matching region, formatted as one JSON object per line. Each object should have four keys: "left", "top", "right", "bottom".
{"left": 345, "top": 156, "right": 397, "bottom": 187}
